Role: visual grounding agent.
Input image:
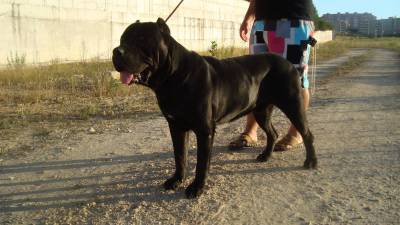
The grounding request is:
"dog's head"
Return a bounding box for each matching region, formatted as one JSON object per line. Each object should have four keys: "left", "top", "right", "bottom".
{"left": 112, "top": 18, "right": 170, "bottom": 86}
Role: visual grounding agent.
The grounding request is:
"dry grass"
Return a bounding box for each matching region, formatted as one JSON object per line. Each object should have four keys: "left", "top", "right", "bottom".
{"left": 1, "top": 61, "right": 121, "bottom": 103}
{"left": 0, "top": 60, "right": 158, "bottom": 129}
{"left": 202, "top": 45, "right": 248, "bottom": 59}
{"left": 315, "top": 36, "right": 400, "bottom": 62}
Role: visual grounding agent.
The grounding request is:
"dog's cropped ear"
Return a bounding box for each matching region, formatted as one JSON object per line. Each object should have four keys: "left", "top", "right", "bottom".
{"left": 156, "top": 17, "right": 170, "bottom": 35}
{"left": 135, "top": 20, "right": 140, "bottom": 23}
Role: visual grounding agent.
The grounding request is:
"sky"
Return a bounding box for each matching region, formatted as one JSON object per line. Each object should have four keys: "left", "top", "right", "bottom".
{"left": 313, "top": 0, "right": 399, "bottom": 19}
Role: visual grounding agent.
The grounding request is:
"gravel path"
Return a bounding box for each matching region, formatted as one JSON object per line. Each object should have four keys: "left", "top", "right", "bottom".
{"left": 0, "top": 49, "right": 399, "bottom": 225}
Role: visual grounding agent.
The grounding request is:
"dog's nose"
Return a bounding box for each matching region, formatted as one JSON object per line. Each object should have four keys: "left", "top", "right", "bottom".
{"left": 117, "top": 47, "right": 125, "bottom": 55}
{"left": 112, "top": 47, "right": 125, "bottom": 72}
{"left": 113, "top": 47, "right": 125, "bottom": 57}
{"left": 118, "top": 47, "right": 125, "bottom": 55}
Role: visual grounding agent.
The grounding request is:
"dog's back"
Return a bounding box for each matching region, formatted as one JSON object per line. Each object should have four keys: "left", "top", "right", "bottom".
{"left": 200, "top": 53, "right": 301, "bottom": 123}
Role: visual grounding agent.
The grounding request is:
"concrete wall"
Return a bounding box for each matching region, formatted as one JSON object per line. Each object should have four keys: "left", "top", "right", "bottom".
{"left": 314, "top": 30, "right": 333, "bottom": 44}
{"left": 0, "top": 0, "right": 249, "bottom": 65}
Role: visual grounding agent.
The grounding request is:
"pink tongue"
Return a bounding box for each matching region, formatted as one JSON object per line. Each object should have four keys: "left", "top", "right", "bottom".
{"left": 120, "top": 72, "right": 134, "bottom": 85}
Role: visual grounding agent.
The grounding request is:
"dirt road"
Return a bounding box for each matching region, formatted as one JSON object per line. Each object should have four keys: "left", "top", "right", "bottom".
{"left": 1, "top": 49, "right": 399, "bottom": 224}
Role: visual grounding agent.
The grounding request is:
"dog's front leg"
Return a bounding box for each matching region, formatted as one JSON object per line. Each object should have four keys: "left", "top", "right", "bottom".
{"left": 164, "top": 122, "right": 189, "bottom": 190}
{"left": 185, "top": 130, "right": 214, "bottom": 198}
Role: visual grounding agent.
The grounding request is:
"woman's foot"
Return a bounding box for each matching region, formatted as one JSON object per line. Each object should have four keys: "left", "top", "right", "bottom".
{"left": 229, "top": 133, "right": 258, "bottom": 150}
{"left": 274, "top": 134, "right": 303, "bottom": 151}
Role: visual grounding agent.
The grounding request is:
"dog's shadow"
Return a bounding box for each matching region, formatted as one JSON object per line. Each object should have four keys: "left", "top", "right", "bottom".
{"left": 0, "top": 146, "right": 302, "bottom": 213}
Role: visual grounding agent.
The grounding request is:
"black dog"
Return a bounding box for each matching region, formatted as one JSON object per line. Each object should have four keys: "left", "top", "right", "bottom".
{"left": 112, "top": 18, "right": 317, "bottom": 198}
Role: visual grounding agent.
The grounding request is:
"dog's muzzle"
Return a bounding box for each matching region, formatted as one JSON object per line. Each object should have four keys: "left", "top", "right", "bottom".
{"left": 112, "top": 47, "right": 152, "bottom": 85}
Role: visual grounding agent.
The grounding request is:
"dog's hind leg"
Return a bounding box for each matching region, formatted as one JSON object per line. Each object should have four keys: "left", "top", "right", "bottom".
{"left": 164, "top": 122, "right": 189, "bottom": 190}
{"left": 277, "top": 97, "right": 318, "bottom": 169}
{"left": 253, "top": 105, "right": 279, "bottom": 162}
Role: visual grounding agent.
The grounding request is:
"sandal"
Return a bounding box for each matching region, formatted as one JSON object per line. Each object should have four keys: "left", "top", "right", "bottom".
{"left": 229, "top": 133, "right": 258, "bottom": 150}
{"left": 274, "top": 134, "right": 303, "bottom": 151}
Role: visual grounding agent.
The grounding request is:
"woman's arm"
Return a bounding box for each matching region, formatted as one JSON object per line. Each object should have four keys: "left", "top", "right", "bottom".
{"left": 240, "top": 0, "right": 256, "bottom": 42}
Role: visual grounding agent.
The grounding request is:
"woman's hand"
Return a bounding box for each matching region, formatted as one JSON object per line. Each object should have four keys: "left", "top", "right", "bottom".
{"left": 239, "top": 0, "right": 255, "bottom": 42}
{"left": 240, "top": 19, "right": 254, "bottom": 42}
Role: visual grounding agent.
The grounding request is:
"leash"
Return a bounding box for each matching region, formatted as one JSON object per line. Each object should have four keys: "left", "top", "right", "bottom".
{"left": 310, "top": 44, "right": 317, "bottom": 96}
{"left": 165, "top": 0, "right": 185, "bottom": 22}
{"left": 307, "top": 36, "right": 317, "bottom": 96}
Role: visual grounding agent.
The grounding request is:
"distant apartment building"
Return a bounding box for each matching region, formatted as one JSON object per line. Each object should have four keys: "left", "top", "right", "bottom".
{"left": 322, "top": 12, "right": 377, "bottom": 36}
{"left": 377, "top": 17, "right": 400, "bottom": 36}
{"left": 323, "top": 13, "right": 400, "bottom": 37}
{"left": 359, "top": 19, "right": 377, "bottom": 36}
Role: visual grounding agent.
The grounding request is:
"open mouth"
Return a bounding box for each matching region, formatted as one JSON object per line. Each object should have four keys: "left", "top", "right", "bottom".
{"left": 120, "top": 67, "right": 151, "bottom": 85}
{"left": 120, "top": 71, "right": 136, "bottom": 85}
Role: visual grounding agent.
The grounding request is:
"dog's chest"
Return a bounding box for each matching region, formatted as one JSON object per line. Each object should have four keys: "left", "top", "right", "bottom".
{"left": 158, "top": 98, "right": 185, "bottom": 120}
{"left": 158, "top": 98, "right": 198, "bottom": 128}
{"left": 164, "top": 112, "right": 175, "bottom": 120}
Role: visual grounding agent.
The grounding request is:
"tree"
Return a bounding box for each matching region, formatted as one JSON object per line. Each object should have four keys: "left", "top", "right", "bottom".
{"left": 311, "top": 1, "right": 333, "bottom": 31}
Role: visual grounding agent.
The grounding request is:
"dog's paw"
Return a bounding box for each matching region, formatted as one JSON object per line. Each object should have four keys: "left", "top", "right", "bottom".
{"left": 185, "top": 182, "right": 204, "bottom": 199}
{"left": 303, "top": 158, "right": 318, "bottom": 169}
{"left": 256, "top": 153, "right": 270, "bottom": 162}
{"left": 163, "top": 177, "right": 183, "bottom": 190}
